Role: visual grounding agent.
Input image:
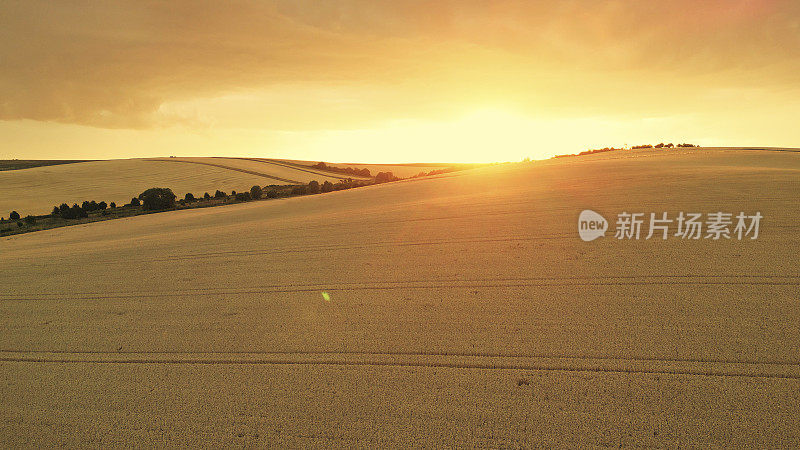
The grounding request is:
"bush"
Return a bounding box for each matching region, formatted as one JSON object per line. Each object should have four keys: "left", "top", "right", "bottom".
{"left": 81, "top": 200, "right": 102, "bottom": 212}
{"left": 307, "top": 180, "right": 320, "bottom": 194}
{"left": 321, "top": 181, "right": 334, "bottom": 193}
{"left": 235, "top": 192, "right": 251, "bottom": 201}
{"left": 138, "top": 188, "right": 176, "bottom": 210}
{"left": 52, "top": 206, "right": 60, "bottom": 216}
{"left": 250, "top": 185, "right": 263, "bottom": 199}
{"left": 110, "top": 202, "right": 116, "bottom": 208}
{"left": 266, "top": 190, "right": 278, "bottom": 199}
{"left": 130, "top": 197, "right": 141, "bottom": 206}
{"left": 184, "top": 192, "right": 195, "bottom": 202}
{"left": 9, "top": 211, "right": 20, "bottom": 220}
{"left": 214, "top": 190, "right": 226, "bottom": 198}
{"left": 98, "top": 201, "right": 107, "bottom": 210}
{"left": 63, "top": 204, "right": 87, "bottom": 219}
{"left": 24, "top": 215, "right": 36, "bottom": 225}
{"left": 290, "top": 185, "right": 306, "bottom": 196}
{"left": 313, "top": 162, "right": 371, "bottom": 178}
{"left": 59, "top": 203, "right": 70, "bottom": 216}
{"left": 17, "top": 221, "right": 24, "bottom": 228}
{"left": 203, "top": 192, "right": 211, "bottom": 200}
{"left": 375, "top": 172, "right": 397, "bottom": 183}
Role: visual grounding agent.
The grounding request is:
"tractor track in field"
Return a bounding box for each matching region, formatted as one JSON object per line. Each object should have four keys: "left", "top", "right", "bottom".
{"left": 146, "top": 158, "right": 302, "bottom": 184}
{"left": 2, "top": 349, "right": 799, "bottom": 366}
{"left": 1, "top": 274, "right": 798, "bottom": 302}
{"left": 228, "top": 157, "right": 371, "bottom": 181}
{"left": 2, "top": 351, "right": 799, "bottom": 379}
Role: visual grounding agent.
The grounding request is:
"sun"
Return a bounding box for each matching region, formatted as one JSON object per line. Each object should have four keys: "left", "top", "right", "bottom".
{"left": 292, "top": 109, "right": 583, "bottom": 164}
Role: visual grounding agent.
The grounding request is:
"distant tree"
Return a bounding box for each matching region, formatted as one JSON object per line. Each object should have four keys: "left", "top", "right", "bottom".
{"left": 59, "top": 203, "right": 70, "bottom": 216}
{"left": 24, "top": 215, "right": 36, "bottom": 225}
{"left": 655, "top": 143, "right": 665, "bottom": 148}
{"left": 9, "top": 211, "right": 20, "bottom": 220}
{"left": 214, "top": 190, "right": 226, "bottom": 198}
{"left": 81, "top": 200, "right": 101, "bottom": 212}
{"left": 130, "top": 197, "right": 141, "bottom": 206}
{"left": 290, "top": 185, "right": 306, "bottom": 196}
{"left": 266, "top": 190, "right": 278, "bottom": 198}
{"left": 138, "top": 188, "right": 176, "bottom": 210}
{"left": 98, "top": 201, "right": 107, "bottom": 210}
{"left": 52, "top": 206, "right": 60, "bottom": 216}
{"left": 203, "top": 192, "right": 211, "bottom": 200}
{"left": 235, "top": 191, "right": 251, "bottom": 201}
{"left": 109, "top": 202, "right": 116, "bottom": 208}
{"left": 67, "top": 204, "right": 87, "bottom": 219}
{"left": 250, "top": 185, "right": 263, "bottom": 199}
{"left": 184, "top": 192, "right": 195, "bottom": 202}
{"left": 307, "top": 180, "right": 320, "bottom": 194}
{"left": 375, "top": 172, "right": 397, "bottom": 183}
{"left": 17, "top": 221, "right": 24, "bottom": 228}
{"left": 231, "top": 190, "right": 237, "bottom": 196}
{"left": 321, "top": 180, "right": 334, "bottom": 193}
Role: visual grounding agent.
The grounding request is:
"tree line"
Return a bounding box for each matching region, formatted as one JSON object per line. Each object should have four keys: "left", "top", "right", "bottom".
{"left": 553, "top": 143, "right": 698, "bottom": 158}
{"left": 3, "top": 171, "right": 403, "bottom": 233}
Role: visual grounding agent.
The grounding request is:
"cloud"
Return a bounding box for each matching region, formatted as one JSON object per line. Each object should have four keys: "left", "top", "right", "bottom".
{"left": 1, "top": 0, "right": 799, "bottom": 130}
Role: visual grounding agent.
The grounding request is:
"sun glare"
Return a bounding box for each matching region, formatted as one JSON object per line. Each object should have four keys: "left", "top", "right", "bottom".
{"left": 291, "top": 109, "right": 658, "bottom": 163}
{"left": 294, "top": 109, "right": 564, "bottom": 163}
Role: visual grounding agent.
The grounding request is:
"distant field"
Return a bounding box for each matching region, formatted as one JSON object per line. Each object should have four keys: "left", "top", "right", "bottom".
{"left": 1, "top": 147, "right": 799, "bottom": 446}
{"left": 0, "top": 160, "right": 92, "bottom": 171}
{"left": 0, "top": 157, "right": 460, "bottom": 217}
{"left": 275, "top": 159, "right": 472, "bottom": 178}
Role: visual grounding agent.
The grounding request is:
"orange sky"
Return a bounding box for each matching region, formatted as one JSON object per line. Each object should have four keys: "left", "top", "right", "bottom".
{"left": 1, "top": 0, "right": 799, "bottom": 163}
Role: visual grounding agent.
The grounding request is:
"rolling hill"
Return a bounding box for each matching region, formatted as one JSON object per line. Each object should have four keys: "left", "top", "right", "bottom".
{"left": 1, "top": 147, "right": 799, "bottom": 446}
{"left": 0, "top": 157, "right": 445, "bottom": 217}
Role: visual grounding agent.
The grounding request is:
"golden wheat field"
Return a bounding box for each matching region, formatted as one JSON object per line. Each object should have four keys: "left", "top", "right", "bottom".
{"left": 1, "top": 148, "right": 799, "bottom": 446}
{"left": 0, "top": 158, "right": 441, "bottom": 217}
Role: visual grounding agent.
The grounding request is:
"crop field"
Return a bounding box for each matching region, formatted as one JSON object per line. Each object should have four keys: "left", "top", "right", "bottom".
{"left": 0, "top": 160, "right": 92, "bottom": 171}
{"left": 275, "top": 159, "right": 463, "bottom": 178}
{"left": 145, "top": 157, "right": 356, "bottom": 184}
{"left": 1, "top": 148, "right": 799, "bottom": 446}
{"left": 0, "top": 157, "right": 453, "bottom": 218}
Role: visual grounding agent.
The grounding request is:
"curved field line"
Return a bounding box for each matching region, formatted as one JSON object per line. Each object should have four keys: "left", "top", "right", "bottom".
{"left": 145, "top": 158, "right": 302, "bottom": 184}
{"left": 259, "top": 158, "right": 373, "bottom": 179}
{"left": 1, "top": 356, "right": 798, "bottom": 379}
{"left": 2, "top": 349, "right": 799, "bottom": 366}
{"left": 2, "top": 274, "right": 799, "bottom": 298}
{"left": 3, "top": 274, "right": 798, "bottom": 299}
{"left": 229, "top": 157, "right": 370, "bottom": 181}
{"left": 3, "top": 279, "right": 799, "bottom": 302}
